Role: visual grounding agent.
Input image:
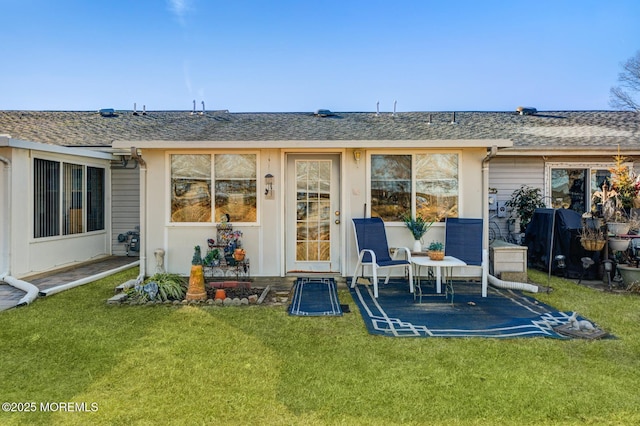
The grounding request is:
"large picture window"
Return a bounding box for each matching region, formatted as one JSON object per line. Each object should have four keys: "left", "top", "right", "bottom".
{"left": 371, "top": 153, "right": 459, "bottom": 222}
{"left": 33, "top": 158, "right": 105, "bottom": 238}
{"left": 170, "top": 153, "right": 257, "bottom": 223}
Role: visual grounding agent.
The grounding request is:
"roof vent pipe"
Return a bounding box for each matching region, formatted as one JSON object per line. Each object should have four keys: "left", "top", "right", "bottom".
{"left": 451, "top": 111, "right": 456, "bottom": 124}
{"left": 133, "top": 103, "right": 138, "bottom": 116}
{"left": 376, "top": 101, "right": 380, "bottom": 116}
{"left": 142, "top": 105, "right": 147, "bottom": 115}
{"left": 191, "top": 100, "right": 196, "bottom": 115}
{"left": 393, "top": 100, "right": 397, "bottom": 116}
{"left": 200, "top": 101, "right": 205, "bottom": 115}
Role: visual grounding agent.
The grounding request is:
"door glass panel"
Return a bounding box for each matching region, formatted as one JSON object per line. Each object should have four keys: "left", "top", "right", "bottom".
{"left": 296, "top": 160, "right": 331, "bottom": 261}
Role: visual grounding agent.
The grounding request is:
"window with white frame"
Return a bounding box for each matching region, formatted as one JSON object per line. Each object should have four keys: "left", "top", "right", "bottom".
{"left": 547, "top": 163, "right": 612, "bottom": 214}
{"left": 33, "top": 158, "right": 105, "bottom": 238}
{"left": 371, "top": 153, "right": 459, "bottom": 222}
{"left": 170, "top": 153, "right": 257, "bottom": 223}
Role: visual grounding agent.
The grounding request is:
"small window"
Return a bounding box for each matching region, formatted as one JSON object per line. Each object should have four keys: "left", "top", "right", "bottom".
{"left": 548, "top": 164, "right": 612, "bottom": 214}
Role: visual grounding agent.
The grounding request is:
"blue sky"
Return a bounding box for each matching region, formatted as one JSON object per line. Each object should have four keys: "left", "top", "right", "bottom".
{"left": 2, "top": 0, "right": 639, "bottom": 112}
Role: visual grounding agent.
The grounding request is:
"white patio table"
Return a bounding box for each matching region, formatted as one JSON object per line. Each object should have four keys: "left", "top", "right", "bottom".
{"left": 411, "top": 255, "right": 466, "bottom": 302}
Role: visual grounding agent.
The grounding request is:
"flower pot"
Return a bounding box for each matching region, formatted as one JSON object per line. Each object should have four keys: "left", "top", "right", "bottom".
{"left": 214, "top": 288, "right": 227, "bottom": 300}
{"left": 609, "top": 237, "right": 630, "bottom": 252}
{"left": 413, "top": 240, "right": 422, "bottom": 252}
{"left": 428, "top": 250, "right": 444, "bottom": 261}
{"left": 617, "top": 264, "right": 640, "bottom": 287}
{"left": 233, "top": 248, "right": 246, "bottom": 262}
{"left": 607, "top": 222, "right": 630, "bottom": 236}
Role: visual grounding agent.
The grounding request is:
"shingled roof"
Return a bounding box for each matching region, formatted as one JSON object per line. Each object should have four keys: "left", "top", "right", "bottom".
{"left": 0, "top": 110, "right": 638, "bottom": 150}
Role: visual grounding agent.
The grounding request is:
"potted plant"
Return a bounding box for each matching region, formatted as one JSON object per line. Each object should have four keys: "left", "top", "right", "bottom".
{"left": 403, "top": 213, "right": 434, "bottom": 252}
{"left": 126, "top": 273, "right": 187, "bottom": 303}
{"left": 505, "top": 185, "right": 546, "bottom": 233}
{"left": 427, "top": 241, "right": 444, "bottom": 260}
{"left": 186, "top": 245, "right": 207, "bottom": 301}
{"left": 203, "top": 248, "right": 220, "bottom": 266}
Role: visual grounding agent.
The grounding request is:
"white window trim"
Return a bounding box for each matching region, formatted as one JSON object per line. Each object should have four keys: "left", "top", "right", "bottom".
{"left": 31, "top": 155, "right": 107, "bottom": 240}
{"left": 166, "top": 151, "right": 261, "bottom": 227}
{"left": 366, "top": 150, "right": 462, "bottom": 225}
{"left": 544, "top": 161, "right": 629, "bottom": 210}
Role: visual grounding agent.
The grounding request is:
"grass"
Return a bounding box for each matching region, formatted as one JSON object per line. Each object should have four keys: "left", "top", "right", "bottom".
{"left": 1, "top": 268, "right": 639, "bottom": 425}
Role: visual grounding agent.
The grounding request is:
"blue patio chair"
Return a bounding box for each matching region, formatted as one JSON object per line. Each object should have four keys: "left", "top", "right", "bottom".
{"left": 351, "top": 217, "right": 413, "bottom": 298}
{"left": 444, "top": 217, "right": 488, "bottom": 297}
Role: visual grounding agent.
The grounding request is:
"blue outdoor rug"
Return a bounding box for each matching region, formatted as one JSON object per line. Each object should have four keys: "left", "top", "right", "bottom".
{"left": 288, "top": 277, "right": 343, "bottom": 316}
{"left": 350, "top": 279, "right": 606, "bottom": 338}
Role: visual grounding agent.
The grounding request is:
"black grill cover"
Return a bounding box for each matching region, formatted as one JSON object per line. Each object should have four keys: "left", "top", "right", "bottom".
{"left": 524, "top": 208, "right": 600, "bottom": 279}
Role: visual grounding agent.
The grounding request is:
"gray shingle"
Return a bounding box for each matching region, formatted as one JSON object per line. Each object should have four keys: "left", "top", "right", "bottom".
{"left": 0, "top": 110, "right": 638, "bottom": 149}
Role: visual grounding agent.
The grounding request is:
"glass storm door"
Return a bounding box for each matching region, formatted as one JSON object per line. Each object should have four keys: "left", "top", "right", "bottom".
{"left": 286, "top": 154, "right": 341, "bottom": 273}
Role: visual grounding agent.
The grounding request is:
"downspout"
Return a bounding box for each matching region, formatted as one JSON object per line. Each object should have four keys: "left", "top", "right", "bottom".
{"left": 0, "top": 154, "right": 39, "bottom": 305}
{"left": 482, "top": 145, "right": 498, "bottom": 249}
{"left": 480, "top": 146, "right": 498, "bottom": 297}
{"left": 130, "top": 147, "right": 146, "bottom": 283}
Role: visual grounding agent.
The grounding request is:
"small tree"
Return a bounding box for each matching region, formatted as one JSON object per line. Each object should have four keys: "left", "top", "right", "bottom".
{"left": 610, "top": 51, "right": 640, "bottom": 112}
{"left": 505, "top": 185, "right": 546, "bottom": 233}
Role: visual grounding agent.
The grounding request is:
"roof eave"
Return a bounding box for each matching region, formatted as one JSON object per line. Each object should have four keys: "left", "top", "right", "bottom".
{"left": 113, "top": 139, "right": 513, "bottom": 150}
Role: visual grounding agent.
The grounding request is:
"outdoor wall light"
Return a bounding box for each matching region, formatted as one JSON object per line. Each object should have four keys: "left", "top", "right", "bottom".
{"left": 353, "top": 150, "right": 362, "bottom": 165}
{"left": 554, "top": 254, "right": 566, "bottom": 270}
{"left": 264, "top": 173, "right": 274, "bottom": 199}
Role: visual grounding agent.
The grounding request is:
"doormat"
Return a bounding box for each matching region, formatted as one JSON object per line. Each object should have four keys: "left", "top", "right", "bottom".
{"left": 288, "top": 277, "right": 343, "bottom": 316}
{"left": 349, "top": 279, "right": 609, "bottom": 338}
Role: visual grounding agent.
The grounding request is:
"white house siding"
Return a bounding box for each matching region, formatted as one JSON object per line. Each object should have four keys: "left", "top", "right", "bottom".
{"left": 488, "top": 156, "right": 545, "bottom": 240}
{"left": 141, "top": 149, "right": 283, "bottom": 278}
{"left": 137, "top": 146, "right": 488, "bottom": 279}
{"left": 111, "top": 166, "right": 140, "bottom": 256}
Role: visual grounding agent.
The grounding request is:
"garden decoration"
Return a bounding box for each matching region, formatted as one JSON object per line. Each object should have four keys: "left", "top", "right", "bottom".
{"left": 186, "top": 245, "right": 207, "bottom": 301}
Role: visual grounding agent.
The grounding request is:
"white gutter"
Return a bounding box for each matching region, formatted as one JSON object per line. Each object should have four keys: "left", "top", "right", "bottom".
{"left": 0, "top": 153, "right": 39, "bottom": 305}
{"left": 39, "top": 260, "right": 140, "bottom": 296}
{"left": 130, "top": 147, "right": 146, "bottom": 283}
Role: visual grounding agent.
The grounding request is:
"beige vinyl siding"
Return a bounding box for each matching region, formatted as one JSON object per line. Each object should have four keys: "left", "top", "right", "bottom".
{"left": 111, "top": 166, "right": 140, "bottom": 256}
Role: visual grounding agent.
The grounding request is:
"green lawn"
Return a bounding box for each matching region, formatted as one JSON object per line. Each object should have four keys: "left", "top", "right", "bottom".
{"left": 1, "top": 269, "right": 639, "bottom": 425}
